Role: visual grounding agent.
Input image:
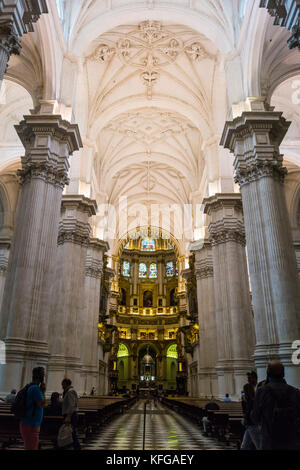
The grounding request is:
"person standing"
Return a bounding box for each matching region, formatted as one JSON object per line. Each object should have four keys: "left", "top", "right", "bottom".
{"left": 19, "top": 367, "right": 46, "bottom": 450}
{"left": 61, "top": 378, "right": 81, "bottom": 450}
{"left": 251, "top": 361, "right": 300, "bottom": 450}
{"left": 241, "top": 371, "right": 261, "bottom": 450}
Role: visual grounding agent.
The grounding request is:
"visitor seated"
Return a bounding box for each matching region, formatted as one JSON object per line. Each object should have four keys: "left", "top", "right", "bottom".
{"left": 4, "top": 389, "right": 17, "bottom": 404}
{"left": 202, "top": 401, "right": 220, "bottom": 436}
{"left": 44, "top": 392, "right": 62, "bottom": 416}
{"left": 222, "top": 393, "right": 232, "bottom": 402}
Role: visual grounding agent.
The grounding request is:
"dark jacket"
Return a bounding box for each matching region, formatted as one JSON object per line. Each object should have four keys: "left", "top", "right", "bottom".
{"left": 242, "top": 383, "right": 256, "bottom": 426}
{"left": 251, "top": 378, "right": 300, "bottom": 450}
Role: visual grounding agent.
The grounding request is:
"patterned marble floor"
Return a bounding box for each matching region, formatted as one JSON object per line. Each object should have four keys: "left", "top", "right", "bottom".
{"left": 83, "top": 400, "right": 230, "bottom": 450}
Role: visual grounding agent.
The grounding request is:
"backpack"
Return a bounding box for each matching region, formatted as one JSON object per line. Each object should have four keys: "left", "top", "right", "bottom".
{"left": 11, "top": 384, "right": 32, "bottom": 420}
{"left": 266, "top": 384, "right": 297, "bottom": 444}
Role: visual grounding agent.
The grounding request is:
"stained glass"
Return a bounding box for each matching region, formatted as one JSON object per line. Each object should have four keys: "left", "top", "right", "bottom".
{"left": 166, "top": 261, "right": 174, "bottom": 277}
{"left": 176, "top": 263, "right": 179, "bottom": 276}
{"left": 122, "top": 261, "right": 131, "bottom": 277}
{"left": 167, "top": 344, "right": 178, "bottom": 359}
{"left": 117, "top": 343, "right": 129, "bottom": 358}
{"left": 124, "top": 242, "right": 130, "bottom": 249}
{"left": 141, "top": 238, "right": 156, "bottom": 251}
{"left": 149, "top": 263, "right": 158, "bottom": 279}
{"left": 168, "top": 243, "right": 173, "bottom": 250}
{"left": 139, "top": 263, "right": 147, "bottom": 278}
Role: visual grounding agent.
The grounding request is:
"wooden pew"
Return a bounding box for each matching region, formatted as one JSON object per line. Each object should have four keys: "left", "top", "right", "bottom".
{"left": 0, "top": 396, "right": 137, "bottom": 449}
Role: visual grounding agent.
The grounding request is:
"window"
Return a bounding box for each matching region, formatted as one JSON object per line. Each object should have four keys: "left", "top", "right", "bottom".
{"left": 149, "top": 263, "right": 158, "bottom": 279}
{"left": 167, "top": 344, "right": 178, "bottom": 359}
{"left": 122, "top": 261, "right": 131, "bottom": 277}
{"left": 117, "top": 343, "right": 129, "bottom": 358}
{"left": 124, "top": 242, "right": 130, "bottom": 250}
{"left": 141, "top": 238, "right": 156, "bottom": 251}
{"left": 166, "top": 261, "right": 174, "bottom": 277}
{"left": 139, "top": 263, "right": 147, "bottom": 278}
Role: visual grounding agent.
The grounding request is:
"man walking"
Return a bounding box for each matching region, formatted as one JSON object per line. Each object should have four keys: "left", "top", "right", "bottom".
{"left": 19, "top": 367, "right": 46, "bottom": 450}
{"left": 61, "top": 378, "right": 81, "bottom": 450}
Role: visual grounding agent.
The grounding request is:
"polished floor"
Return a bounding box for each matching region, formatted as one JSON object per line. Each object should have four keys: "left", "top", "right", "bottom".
{"left": 83, "top": 400, "right": 229, "bottom": 450}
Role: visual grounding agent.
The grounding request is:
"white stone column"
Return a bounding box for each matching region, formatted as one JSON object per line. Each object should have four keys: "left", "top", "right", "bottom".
{"left": 0, "top": 238, "right": 10, "bottom": 309}
{"left": 0, "top": 1, "right": 48, "bottom": 84}
{"left": 81, "top": 238, "right": 109, "bottom": 394}
{"left": 192, "top": 240, "right": 218, "bottom": 398}
{"left": 221, "top": 108, "right": 300, "bottom": 386}
{"left": 0, "top": 114, "right": 82, "bottom": 395}
{"left": 47, "top": 195, "right": 97, "bottom": 394}
{"left": 204, "top": 194, "right": 255, "bottom": 399}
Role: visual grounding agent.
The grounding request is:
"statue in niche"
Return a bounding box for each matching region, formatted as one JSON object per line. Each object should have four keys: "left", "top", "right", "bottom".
{"left": 143, "top": 290, "right": 153, "bottom": 307}
{"left": 120, "top": 288, "right": 127, "bottom": 306}
{"left": 170, "top": 288, "right": 177, "bottom": 307}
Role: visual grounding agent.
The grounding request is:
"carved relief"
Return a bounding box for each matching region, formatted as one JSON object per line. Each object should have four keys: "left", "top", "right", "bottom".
{"left": 90, "top": 21, "right": 211, "bottom": 99}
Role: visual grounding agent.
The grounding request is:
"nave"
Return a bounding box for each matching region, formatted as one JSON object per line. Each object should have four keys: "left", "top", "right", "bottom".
{"left": 83, "top": 401, "right": 228, "bottom": 451}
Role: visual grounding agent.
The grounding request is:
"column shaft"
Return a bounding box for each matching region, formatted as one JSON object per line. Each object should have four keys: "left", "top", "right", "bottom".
{"left": 193, "top": 241, "right": 218, "bottom": 398}
{"left": 204, "top": 194, "right": 255, "bottom": 398}
{"left": 221, "top": 110, "right": 300, "bottom": 386}
{"left": 0, "top": 115, "right": 82, "bottom": 394}
{"left": 47, "top": 195, "right": 97, "bottom": 394}
{"left": 81, "top": 239, "right": 108, "bottom": 394}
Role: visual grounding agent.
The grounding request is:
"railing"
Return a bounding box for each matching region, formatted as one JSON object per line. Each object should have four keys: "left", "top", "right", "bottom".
{"left": 118, "top": 306, "right": 178, "bottom": 316}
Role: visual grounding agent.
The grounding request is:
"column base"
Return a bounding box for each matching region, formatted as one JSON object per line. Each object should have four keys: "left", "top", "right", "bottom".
{"left": 0, "top": 338, "right": 49, "bottom": 396}
{"left": 216, "top": 359, "right": 255, "bottom": 401}
{"left": 254, "top": 342, "right": 300, "bottom": 388}
{"left": 80, "top": 364, "right": 99, "bottom": 396}
{"left": 197, "top": 369, "right": 218, "bottom": 398}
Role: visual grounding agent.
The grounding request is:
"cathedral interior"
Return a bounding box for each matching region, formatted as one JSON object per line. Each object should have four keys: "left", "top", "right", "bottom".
{"left": 0, "top": 0, "right": 300, "bottom": 452}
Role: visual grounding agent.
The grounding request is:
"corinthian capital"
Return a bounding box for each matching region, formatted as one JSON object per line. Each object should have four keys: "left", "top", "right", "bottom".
{"left": 220, "top": 111, "right": 290, "bottom": 187}
{"left": 203, "top": 193, "right": 246, "bottom": 246}
{"left": 0, "top": 22, "right": 21, "bottom": 55}
{"left": 0, "top": 1, "right": 48, "bottom": 36}
{"left": 15, "top": 114, "right": 82, "bottom": 188}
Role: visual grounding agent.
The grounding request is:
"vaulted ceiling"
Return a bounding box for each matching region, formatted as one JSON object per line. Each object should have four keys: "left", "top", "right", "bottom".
{"left": 87, "top": 20, "right": 219, "bottom": 213}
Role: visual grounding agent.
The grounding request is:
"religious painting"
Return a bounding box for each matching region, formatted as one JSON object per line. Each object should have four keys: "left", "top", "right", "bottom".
{"left": 143, "top": 290, "right": 153, "bottom": 307}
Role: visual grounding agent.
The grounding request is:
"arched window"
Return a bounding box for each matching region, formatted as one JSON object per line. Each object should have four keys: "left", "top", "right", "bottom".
{"left": 124, "top": 242, "right": 130, "bottom": 250}
{"left": 122, "top": 261, "right": 131, "bottom": 277}
{"left": 167, "top": 344, "right": 178, "bottom": 359}
{"left": 141, "top": 238, "right": 156, "bottom": 251}
{"left": 149, "top": 263, "right": 158, "bottom": 279}
{"left": 139, "top": 263, "right": 147, "bottom": 278}
{"left": 166, "top": 261, "right": 174, "bottom": 277}
{"left": 117, "top": 343, "right": 129, "bottom": 358}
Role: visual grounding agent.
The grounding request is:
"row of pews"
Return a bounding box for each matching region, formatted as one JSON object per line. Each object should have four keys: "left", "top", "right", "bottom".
{"left": 162, "top": 397, "right": 245, "bottom": 449}
{"left": 0, "top": 395, "right": 137, "bottom": 450}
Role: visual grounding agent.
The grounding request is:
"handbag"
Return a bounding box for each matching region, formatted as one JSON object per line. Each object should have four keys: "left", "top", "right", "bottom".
{"left": 57, "top": 423, "right": 73, "bottom": 448}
